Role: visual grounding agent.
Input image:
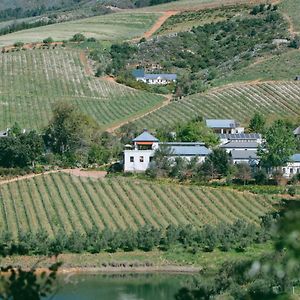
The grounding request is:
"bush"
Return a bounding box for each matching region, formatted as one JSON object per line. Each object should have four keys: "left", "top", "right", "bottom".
{"left": 70, "top": 33, "right": 86, "bottom": 42}
{"left": 43, "top": 37, "right": 54, "bottom": 44}
{"left": 288, "top": 186, "right": 296, "bottom": 197}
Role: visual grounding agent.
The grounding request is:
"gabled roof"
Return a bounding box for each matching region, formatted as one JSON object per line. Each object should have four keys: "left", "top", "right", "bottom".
{"left": 206, "top": 119, "right": 238, "bottom": 129}
{"left": 219, "top": 133, "right": 262, "bottom": 140}
{"left": 144, "top": 74, "right": 177, "bottom": 81}
{"left": 168, "top": 145, "right": 211, "bottom": 156}
{"left": 291, "top": 154, "right": 300, "bottom": 162}
{"left": 294, "top": 126, "right": 300, "bottom": 135}
{"left": 133, "top": 131, "right": 159, "bottom": 142}
{"left": 231, "top": 150, "right": 258, "bottom": 160}
{"left": 220, "top": 141, "right": 258, "bottom": 149}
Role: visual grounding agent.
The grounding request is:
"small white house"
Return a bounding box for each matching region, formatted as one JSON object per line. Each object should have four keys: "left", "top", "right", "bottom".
{"left": 132, "top": 69, "right": 177, "bottom": 85}
{"left": 206, "top": 119, "right": 244, "bottom": 134}
{"left": 230, "top": 150, "right": 259, "bottom": 165}
{"left": 282, "top": 154, "right": 300, "bottom": 178}
{"left": 124, "top": 131, "right": 210, "bottom": 172}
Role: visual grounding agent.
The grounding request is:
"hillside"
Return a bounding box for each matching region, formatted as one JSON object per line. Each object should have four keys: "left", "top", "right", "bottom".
{"left": 0, "top": 49, "right": 163, "bottom": 130}
{"left": 0, "top": 173, "right": 277, "bottom": 238}
{"left": 0, "top": 12, "right": 159, "bottom": 47}
{"left": 134, "top": 81, "right": 300, "bottom": 130}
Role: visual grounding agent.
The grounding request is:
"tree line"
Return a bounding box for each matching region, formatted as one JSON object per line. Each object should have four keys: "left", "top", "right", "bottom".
{"left": 0, "top": 216, "right": 276, "bottom": 257}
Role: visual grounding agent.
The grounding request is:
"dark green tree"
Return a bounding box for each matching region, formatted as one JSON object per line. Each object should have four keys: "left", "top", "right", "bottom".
{"left": 248, "top": 112, "right": 266, "bottom": 133}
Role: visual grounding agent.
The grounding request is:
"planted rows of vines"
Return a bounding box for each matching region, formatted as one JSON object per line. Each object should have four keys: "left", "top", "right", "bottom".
{"left": 0, "top": 173, "right": 277, "bottom": 238}
{"left": 134, "top": 81, "right": 300, "bottom": 129}
{"left": 0, "top": 49, "right": 163, "bottom": 129}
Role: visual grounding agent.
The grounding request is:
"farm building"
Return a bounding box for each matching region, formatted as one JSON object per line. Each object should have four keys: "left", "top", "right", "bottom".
{"left": 124, "top": 130, "right": 210, "bottom": 172}
{"left": 219, "top": 133, "right": 262, "bottom": 145}
{"left": 132, "top": 69, "right": 177, "bottom": 85}
{"left": 282, "top": 154, "right": 300, "bottom": 178}
{"left": 206, "top": 119, "right": 244, "bottom": 134}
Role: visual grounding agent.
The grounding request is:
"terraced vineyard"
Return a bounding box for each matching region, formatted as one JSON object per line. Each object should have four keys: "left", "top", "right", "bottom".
{"left": 0, "top": 49, "right": 163, "bottom": 129}
{"left": 134, "top": 81, "right": 300, "bottom": 130}
{"left": 0, "top": 173, "right": 278, "bottom": 238}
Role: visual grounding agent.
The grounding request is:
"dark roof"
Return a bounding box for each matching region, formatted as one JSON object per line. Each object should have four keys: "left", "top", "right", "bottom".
{"left": 132, "top": 69, "right": 145, "bottom": 78}
{"left": 291, "top": 154, "right": 300, "bottom": 162}
{"left": 220, "top": 141, "right": 258, "bottom": 149}
{"left": 231, "top": 150, "right": 258, "bottom": 160}
{"left": 161, "top": 142, "right": 205, "bottom": 146}
{"left": 206, "top": 119, "right": 238, "bottom": 129}
{"left": 144, "top": 74, "right": 177, "bottom": 81}
{"left": 168, "top": 145, "right": 211, "bottom": 156}
{"left": 133, "top": 131, "right": 159, "bottom": 142}
{"left": 219, "top": 133, "right": 262, "bottom": 140}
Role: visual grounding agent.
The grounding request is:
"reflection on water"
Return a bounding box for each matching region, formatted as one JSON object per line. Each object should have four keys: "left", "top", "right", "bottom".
{"left": 49, "top": 273, "right": 195, "bottom": 300}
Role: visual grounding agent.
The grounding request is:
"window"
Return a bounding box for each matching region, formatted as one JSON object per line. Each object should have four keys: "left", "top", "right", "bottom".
{"left": 130, "top": 156, "right": 134, "bottom": 163}
{"left": 297, "top": 168, "right": 300, "bottom": 174}
{"left": 283, "top": 168, "right": 286, "bottom": 174}
{"left": 150, "top": 156, "right": 154, "bottom": 162}
{"left": 290, "top": 168, "right": 294, "bottom": 174}
{"left": 140, "top": 156, "right": 144, "bottom": 162}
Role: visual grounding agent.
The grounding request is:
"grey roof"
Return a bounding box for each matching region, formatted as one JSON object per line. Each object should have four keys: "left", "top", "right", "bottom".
{"left": 133, "top": 131, "right": 159, "bottom": 142}
{"left": 231, "top": 150, "right": 258, "bottom": 160}
{"left": 132, "top": 69, "right": 145, "bottom": 78}
{"left": 168, "top": 145, "right": 211, "bottom": 156}
{"left": 294, "top": 126, "right": 300, "bottom": 135}
{"left": 219, "top": 133, "right": 262, "bottom": 140}
{"left": 221, "top": 141, "right": 258, "bottom": 149}
{"left": 291, "top": 154, "right": 300, "bottom": 162}
{"left": 161, "top": 142, "right": 205, "bottom": 146}
{"left": 206, "top": 119, "right": 238, "bottom": 129}
{"left": 144, "top": 74, "right": 177, "bottom": 81}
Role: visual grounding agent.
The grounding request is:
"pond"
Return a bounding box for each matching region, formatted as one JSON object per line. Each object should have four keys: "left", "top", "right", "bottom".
{"left": 49, "top": 272, "right": 195, "bottom": 300}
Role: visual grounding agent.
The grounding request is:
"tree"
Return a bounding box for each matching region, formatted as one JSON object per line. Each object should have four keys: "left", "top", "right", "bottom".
{"left": 44, "top": 102, "right": 97, "bottom": 155}
{"left": 258, "top": 120, "right": 297, "bottom": 171}
{"left": 235, "top": 163, "right": 252, "bottom": 185}
{"left": 43, "top": 37, "right": 53, "bottom": 44}
{"left": 70, "top": 33, "right": 86, "bottom": 42}
{"left": 248, "top": 112, "right": 266, "bottom": 133}
{"left": 176, "top": 120, "right": 219, "bottom": 147}
{"left": 200, "top": 148, "right": 231, "bottom": 179}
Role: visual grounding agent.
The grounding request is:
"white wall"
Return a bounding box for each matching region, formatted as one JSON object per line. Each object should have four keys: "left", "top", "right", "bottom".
{"left": 282, "top": 162, "right": 300, "bottom": 178}
{"left": 124, "top": 150, "right": 155, "bottom": 172}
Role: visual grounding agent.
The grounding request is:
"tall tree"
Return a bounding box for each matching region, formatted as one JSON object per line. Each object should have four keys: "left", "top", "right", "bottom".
{"left": 248, "top": 112, "right": 266, "bottom": 133}
{"left": 258, "top": 120, "right": 297, "bottom": 170}
{"left": 44, "top": 102, "right": 97, "bottom": 155}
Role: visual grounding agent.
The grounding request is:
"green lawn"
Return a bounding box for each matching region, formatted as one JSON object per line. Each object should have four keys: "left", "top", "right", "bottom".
{"left": 0, "top": 12, "right": 159, "bottom": 47}
{"left": 280, "top": 0, "right": 300, "bottom": 33}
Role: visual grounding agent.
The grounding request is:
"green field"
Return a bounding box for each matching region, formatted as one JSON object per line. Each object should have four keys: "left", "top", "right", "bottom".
{"left": 0, "top": 12, "right": 159, "bottom": 47}
{"left": 0, "top": 49, "right": 163, "bottom": 130}
{"left": 280, "top": 0, "right": 300, "bottom": 33}
{"left": 0, "top": 173, "right": 278, "bottom": 238}
{"left": 134, "top": 81, "right": 300, "bottom": 129}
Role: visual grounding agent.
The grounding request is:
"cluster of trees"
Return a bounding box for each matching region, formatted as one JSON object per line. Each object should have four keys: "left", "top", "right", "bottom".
{"left": 134, "top": 0, "right": 178, "bottom": 7}
{"left": 0, "top": 102, "right": 121, "bottom": 171}
{"left": 175, "top": 200, "right": 300, "bottom": 300}
{"left": 250, "top": 3, "right": 278, "bottom": 15}
{"left": 0, "top": 217, "right": 275, "bottom": 257}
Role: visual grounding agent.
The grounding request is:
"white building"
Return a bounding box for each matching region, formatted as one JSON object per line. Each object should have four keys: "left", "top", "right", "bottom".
{"left": 132, "top": 69, "right": 177, "bottom": 85}
{"left": 219, "top": 133, "right": 262, "bottom": 146}
{"left": 124, "top": 131, "right": 211, "bottom": 172}
{"left": 206, "top": 119, "right": 244, "bottom": 134}
{"left": 282, "top": 154, "right": 300, "bottom": 178}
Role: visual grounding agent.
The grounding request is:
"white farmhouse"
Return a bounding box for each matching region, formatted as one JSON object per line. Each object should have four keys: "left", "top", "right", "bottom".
{"left": 124, "top": 130, "right": 211, "bottom": 172}
{"left": 282, "top": 154, "right": 300, "bottom": 178}
{"left": 132, "top": 69, "right": 177, "bottom": 85}
{"left": 206, "top": 119, "right": 244, "bottom": 134}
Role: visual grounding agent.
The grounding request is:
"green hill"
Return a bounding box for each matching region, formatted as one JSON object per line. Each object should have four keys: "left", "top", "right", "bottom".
{"left": 0, "top": 49, "right": 163, "bottom": 130}
{"left": 134, "top": 81, "right": 300, "bottom": 130}
{"left": 0, "top": 173, "right": 278, "bottom": 238}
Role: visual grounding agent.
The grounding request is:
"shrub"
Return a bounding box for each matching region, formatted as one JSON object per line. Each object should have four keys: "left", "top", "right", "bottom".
{"left": 70, "top": 33, "right": 86, "bottom": 42}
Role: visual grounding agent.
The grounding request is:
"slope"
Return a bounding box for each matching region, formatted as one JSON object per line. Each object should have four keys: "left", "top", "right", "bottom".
{"left": 0, "top": 173, "right": 278, "bottom": 238}
{"left": 133, "top": 81, "right": 300, "bottom": 129}
{"left": 0, "top": 49, "right": 164, "bottom": 130}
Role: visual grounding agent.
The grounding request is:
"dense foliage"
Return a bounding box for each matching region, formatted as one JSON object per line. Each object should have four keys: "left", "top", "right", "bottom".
{"left": 0, "top": 217, "right": 276, "bottom": 256}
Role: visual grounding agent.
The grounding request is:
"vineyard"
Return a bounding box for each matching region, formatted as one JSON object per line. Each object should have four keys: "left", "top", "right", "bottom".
{"left": 0, "top": 49, "right": 163, "bottom": 130}
{"left": 134, "top": 81, "right": 300, "bottom": 130}
{"left": 0, "top": 173, "right": 278, "bottom": 238}
{"left": 0, "top": 12, "right": 159, "bottom": 47}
